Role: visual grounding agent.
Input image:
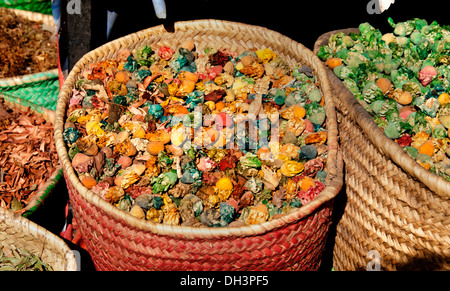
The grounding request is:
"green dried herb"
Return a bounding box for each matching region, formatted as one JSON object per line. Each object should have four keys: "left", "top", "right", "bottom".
{"left": 0, "top": 247, "right": 53, "bottom": 271}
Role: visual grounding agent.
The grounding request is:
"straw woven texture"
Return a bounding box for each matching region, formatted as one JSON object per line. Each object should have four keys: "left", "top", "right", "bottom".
{"left": 0, "top": 206, "right": 77, "bottom": 270}
{"left": 55, "top": 19, "right": 343, "bottom": 271}
{"left": 314, "top": 29, "right": 450, "bottom": 271}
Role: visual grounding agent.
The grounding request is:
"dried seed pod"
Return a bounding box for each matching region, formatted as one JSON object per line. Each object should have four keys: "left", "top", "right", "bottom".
{"left": 129, "top": 204, "right": 146, "bottom": 219}
{"left": 147, "top": 141, "right": 165, "bottom": 155}
{"left": 72, "top": 153, "right": 93, "bottom": 173}
{"left": 114, "top": 138, "right": 137, "bottom": 156}
{"left": 376, "top": 78, "right": 392, "bottom": 94}
{"left": 104, "top": 186, "right": 125, "bottom": 203}
{"left": 146, "top": 207, "right": 164, "bottom": 223}
{"left": 163, "top": 207, "right": 181, "bottom": 225}
{"left": 305, "top": 131, "right": 327, "bottom": 145}
{"left": 325, "top": 57, "right": 343, "bottom": 69}
{"left": 80, "top": 174, "right": 97, "bottom": 189}
{"left": 245, "top": 204, "right": 269, "bottom": 225}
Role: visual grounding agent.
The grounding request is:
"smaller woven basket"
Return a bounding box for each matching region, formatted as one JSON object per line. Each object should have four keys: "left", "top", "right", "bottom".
{"left": 55, "top": 19, "right": 344, "bottom": 271}
{"left": 0, "top": 9, "right": 61, "bottom": 216}
{"left": 0, "top": 206, "right": 77, "bottom": 270}
{"left": 0, "top": 0, "right": 52, "bottom": 15}
{"left": 314, "top": 29, "right": 450, "bottom": 271}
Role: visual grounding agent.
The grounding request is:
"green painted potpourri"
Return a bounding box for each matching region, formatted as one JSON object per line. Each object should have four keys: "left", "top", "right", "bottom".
{"left": 64, "top": 42, "right": 330, "bottom": 227}
{"left": 318, "top": 18, "right": 450, "bottom": 180}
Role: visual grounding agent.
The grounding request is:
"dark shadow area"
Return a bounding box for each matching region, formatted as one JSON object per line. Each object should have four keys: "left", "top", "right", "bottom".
{"left": 28, "top": 178, "right": 69, "bottom": 236}
{"left": 318, "top": 184, "right": 347, "bottom": 271}
{"left": 395, "top": 255, "right": 450, "bottom": 271}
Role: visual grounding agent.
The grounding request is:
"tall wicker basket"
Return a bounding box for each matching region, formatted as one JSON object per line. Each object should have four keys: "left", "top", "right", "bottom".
{"left": 54, "top": 19, "right": 343, "bottom": 271}
{"left": 314, "top": 29, "right": 450, "bottom": 271}
{"left": 0, "top": 206, "right": 77, "bottom": 271}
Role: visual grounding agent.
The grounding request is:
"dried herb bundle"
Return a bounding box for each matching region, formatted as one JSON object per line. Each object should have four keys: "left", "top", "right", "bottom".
{"left": 0, "top": 7, "right": 57, "bottom": 78}
{"left": 0, "top": 247, "right": 53, "bottom": 271}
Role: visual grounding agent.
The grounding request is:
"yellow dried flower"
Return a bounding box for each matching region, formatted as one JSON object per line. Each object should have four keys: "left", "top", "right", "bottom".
{"left": 280, "top": 160, "right": 304, "bottom": 177}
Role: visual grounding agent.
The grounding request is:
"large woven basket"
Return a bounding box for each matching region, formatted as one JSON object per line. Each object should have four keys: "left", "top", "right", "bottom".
{"left": 54, "top": 19, "right": 343, "bottom": 271}
{"left": 0, "top": 206, "right": 77, "bottom": 270}
{"left": 314, "top": 29, "right": 450, "bottom": 271}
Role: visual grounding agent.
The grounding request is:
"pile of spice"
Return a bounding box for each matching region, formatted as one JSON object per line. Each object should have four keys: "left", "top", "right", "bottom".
{"left": 0, "top": 247, "right": 53, "bottom": 271}
{"left": 64, "top": 41, "right": 329, "bottom": 227}
{"left": 317, "top": 18, "right": 450, "bottom": 180}
{"left": 0, "top": 97, "right": 59, "bottom": 211}
{"left": 0, "top": 7, "right": 57, "bottom": 78}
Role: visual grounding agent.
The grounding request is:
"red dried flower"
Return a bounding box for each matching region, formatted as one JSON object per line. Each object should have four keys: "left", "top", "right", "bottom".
{"left": 91, "top": 95, "right": 106, "bottom": 110}
{"left": 230, "top": 175, "right": 246, "bottom": 200}
{"left": 158, "top": 46, "right": 175, "bottom": 61}
{"left": 297, "top": 181, "right": 325, "bottom": 205}
{"left": 209, "top": 50, "right": 230, "bottom": 67}
{"left": 202, "top": 171, "right": 220, "bottom": 186}
{"left": 88, "top": 66, "right": 106, "bottom": 80}
{"left": 302, "top": 157, "right": 324, "bottom": 177}
{"left": 204, "top": 89, "right": 226, "bottom": 102}
{"left": 396, "top": 133, "right": 412, "bottom": 148}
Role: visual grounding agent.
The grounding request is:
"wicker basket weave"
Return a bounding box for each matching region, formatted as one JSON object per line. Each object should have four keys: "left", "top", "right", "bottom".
{"left": 0, "top": 206, "right": 77, "bottom": 270}
{"left": 314, "top": 29, "right": 450, "bottom": 271}
{"left": 54, "top": 19, "right": 343, "bottom": 271}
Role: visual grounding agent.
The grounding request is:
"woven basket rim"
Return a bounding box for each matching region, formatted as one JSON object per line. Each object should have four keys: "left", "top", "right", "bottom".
{"left": 54, "top": 19, "right": 344, "bottom": 239}
{"left": 0, "top": 69, "right": 59, "bottom": 88}
{"left": 314, "top": 28, "right": 450, "bottom": 199}
{"left": 0, "top": 8, "right": 57, "bottom": 86}
{"left": 0, "top": 206, "right": 77, "bottom": 271}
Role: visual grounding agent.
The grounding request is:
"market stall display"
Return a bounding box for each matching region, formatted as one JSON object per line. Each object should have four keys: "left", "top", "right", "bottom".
{"left": 54, "top": 19, "right": 343, "bottom": 271}
{"left": 0, "top": 8, "right": 61, "bottom": 217}
{"left": 314, "top": 18, "right": 450, "bottom": 270}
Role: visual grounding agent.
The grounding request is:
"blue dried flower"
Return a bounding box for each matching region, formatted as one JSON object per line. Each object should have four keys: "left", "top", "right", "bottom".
{"left": 219, "top": 202, "right": 235, "bottom": 225}
{"left": 148, "top": 104, "right": 164, "bottom": 120}
{"left": 63, "top": 127, "right": 80, "bottom": 145}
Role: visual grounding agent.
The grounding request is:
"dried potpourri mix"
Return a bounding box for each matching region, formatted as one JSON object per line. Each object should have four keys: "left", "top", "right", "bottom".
{"left": 318, "top": 18, "right": 450, "bottom": 180}
{"left": 64, "top": 41, "right": 329, "bottom": 227}
{"left": 0, "top": 7, "right": 57, "bottom": 78}
{"left": 0, "top": 98, "right": 59, "bottom": 211}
